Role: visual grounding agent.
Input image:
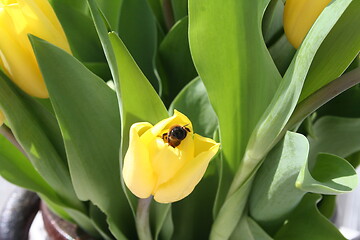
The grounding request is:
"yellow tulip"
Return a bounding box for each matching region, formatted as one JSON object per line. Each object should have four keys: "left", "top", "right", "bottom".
{"left": 0, "top": 110, "right": 4, "bottom": 126}
{"left": 123, "top": 110, "right": 220, "bottom": 203}
{"left": 283, "top": 0, "right": 332, "bottom": 49}
{"left": 0, "top": 0, "right": 71, "bottom": 98}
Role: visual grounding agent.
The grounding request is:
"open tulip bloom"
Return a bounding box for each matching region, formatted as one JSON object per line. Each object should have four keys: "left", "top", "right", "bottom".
{"left": 0, "top": 0, "right": 359, "bottom": 239}
{"left": 123, "top": 110, "right": 220, "bottom": 203}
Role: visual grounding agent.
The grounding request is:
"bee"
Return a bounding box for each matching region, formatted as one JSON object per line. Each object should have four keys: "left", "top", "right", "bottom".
{"left": 162, "top": 124, "right": 191, "bottom": 148}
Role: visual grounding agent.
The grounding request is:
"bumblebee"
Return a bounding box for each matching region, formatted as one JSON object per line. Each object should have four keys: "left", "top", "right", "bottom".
{"left": 162, "top": 124, "right": 191, "bottom": 148}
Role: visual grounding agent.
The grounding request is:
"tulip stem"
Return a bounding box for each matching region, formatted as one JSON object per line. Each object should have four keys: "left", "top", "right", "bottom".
{"left": 136, "top": 196, "right": 153, "bottom": 240}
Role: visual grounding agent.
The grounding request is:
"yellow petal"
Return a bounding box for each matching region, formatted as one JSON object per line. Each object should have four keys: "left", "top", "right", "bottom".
{"left": 123, "top": 122, "right": 157, "bottom": 199}
{"left": 284, "top": 0, "right": 331, "bottom": 49}
{"left": 0, "top": 20, "right": 47, "bottom": 97}
{"left": 148, "top": 132, "right": 195, "bottom": 190}
{"left": 0, "top": 0, "right": 71, "bottom": 98}
{"left": 150, "top": 110, "right": 193, "bottom": 138}
{"left": 0, "top": 111, "right": 4, "bottom": 126}
{"left": 154, "top": 134, "right": 220, "bottom": 203}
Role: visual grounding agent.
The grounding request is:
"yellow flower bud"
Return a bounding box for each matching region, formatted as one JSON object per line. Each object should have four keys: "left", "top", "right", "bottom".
{"left": 123, "top": 110, "right": 220, "bottom": 203}
{"left": 0, "top": 0, "right": 71, "bottom": 98}
{"left": 283, "top": 0, "right": 332, "bottom": 49}
{"left": 0, "top": 110, "right": 4, "bottom": 126}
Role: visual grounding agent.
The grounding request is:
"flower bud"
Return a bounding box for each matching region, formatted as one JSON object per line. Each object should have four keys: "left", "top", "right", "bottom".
{"left": 123, "top": 110, "right": 220, "bottom": 203}
{"left": 0, "top": 0, "right": 71, "bottom": 98}
{"left": 283, "top": 0, "right": 332, "bottom": 49}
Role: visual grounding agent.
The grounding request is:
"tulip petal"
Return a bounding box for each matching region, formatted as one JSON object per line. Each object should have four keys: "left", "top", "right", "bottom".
{"left": 0, "top": 14, "right": 47, "bottom": 97}
{"left": 154, "top": 134, "right": 220, "bottom": 203}
{"left": 123, "top": 122, "right": 157, "bottom": 199}
{"left": 150, "top": 110, "right": 193, "bottom": 138}
{"left": 149, "top": 133, "right": 195, "bottom": 189}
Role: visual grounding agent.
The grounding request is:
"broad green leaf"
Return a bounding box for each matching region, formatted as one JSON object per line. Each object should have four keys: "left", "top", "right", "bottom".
{"left": 0, "top": 134, "right": 60, "bottom": 204}
{"left": 317, "top": 83, "right": 360, "bottom": 118}
{"left": 230, "top": 216, "right": 273, "bottom": 240}
{"left": 49, "top": 0, "right": 88, "bottom": 13}
{"left": 296, "top": 153, "right": 358, "bottom": 194}
{"left": 169, "top": 77, "right": 218, "bottom": 138}
{"left": 88, "top": 1, "right": 171, "bottom": 237}
{"left": 189, "top": 0, "right": 281, "bottom": 171}
{"left": 158, "top": 17, "right": 197, "bottom": 106}
{"left": 89, "top": 204, "right": 116, "bottom": 240}
{"left": 172, "top": 175, "right": 218, "bottom": 240}
{"left": 262, "top": 0, "right": 284, "bottom": 45}
{"left": 108, "top": 32, "right": 168, "bottom": 173}
{"left": 52, "top": 0, "right": 106, "bottom": 62}
{"left": 108, "top": 33, "right": 170, "bottom": 238}
{"left": 299, "top": 0, "right": 360, "bottom": 101}
{"left": 286, "top": 68, "right": 360, "bottom": 130}
{"left": 118, "top": 0, "right": 160, "bottom": 92}
{"left": 96, "top": 0, "right": 123, "bottom": 31}
{"left": 171, "top": 0, "right": 187, "bottom": 22}
{"left": 308, "top": 116, "right": 360, "bottom": 162}
{"left": 31, "top": 36, "right": 134, "bottom": 239}
{"left": 210, "top": 1, "right": 355, "bottom": 238}
{"left": 151, "top": 203, "right": 173, "bottom": 240}
{"left": 317, "top": 195, "right": 336, "bottom": 219}
{"left": 249, "top": 132, "right": 309, "bottom": 233}
{"left": 0, "top": 72, "right": 83, "bottom": 212}
{"left": 274, "top": 194, "right": 346, "bottom": 240}
{"left": 268, "top": 34, "right": 296, "bottom": 76}
{"left": 146, "top": 0, "right": 167, "bottom": 32}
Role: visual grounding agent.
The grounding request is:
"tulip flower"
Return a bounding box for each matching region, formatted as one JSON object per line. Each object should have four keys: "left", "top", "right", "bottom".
{"left": 123, "top": 110, "right": 220, "bottom": 203}
{"left": 0, "top": 0, "right": 71, "bottom": 98}
{"left": 283, "top": 0, "right": 332, "bottom": 49}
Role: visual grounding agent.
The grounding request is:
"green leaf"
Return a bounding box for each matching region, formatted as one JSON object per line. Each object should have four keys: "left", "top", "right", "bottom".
{"left": 317, "top": 83, "right": 360, "bottom": 118}
{"left": 262, "top": 0, "right": 284, "bottom": 45}
{"left": 296, "top": 153, "right": 358, "bottom": 194}
{"left": 0, "top": 72, "right": 83, "bottom": 212}
{"left": 30, "top": 36, "right": 134, "bottom": 239}
{"left": 171, "top": 0, "right": 187, "bottom": 22}
{"left": 286, "top": 68, "right": 360, "bottom": 130}
{"left": 169, "top": 77, "right": 218, "bottom": 138}
{"left": 158, "top": 17, "right": 197, "bottom": 105}
{"left": 274, "top": 194, "right": 346, "bottom": 240}
{"left": 189, "top": 0, "right": 281, "bottom": 171}
{"left": 230, "top": 216, "right": 273, "bottom": 240}
{"left": 89, "top": 204, "right": 116, "bottom": 240}
{"left": 108, "top": 32, "right": 170, "bottom": 236}
{"left": 96, "top": 0, "right": 123, "bottom": 31}
{"left": 299, "top": 0, "right": 360, "bottom": 101}
{"left": 249, "top": 132, "right": 309, "bottom": 233}
{"left": 307, "top": 116, "right": 360, "bottom": 162}
{"left": 151, "top": 203, "right": 173, "bottom": 240}
{"left": 209, "top": 1, "right": 355, "bottom": 238}
{"left": 268, "top": 34, "right": 296, "bottom": 76}
{"left": 146, "top": 0, "right": 167, "bottom": 32}
{"left": 0, "top": 133, "right": 60, "bottom": 204}
{"left": 52, "top": 0, "right": 106, "bottom": 62}
{"left": 171, "top": 175, "right": 218, "bottom": 240}
{"left": 118, "top": 0, "right": 160, "bottom": 92}
{"left": 108, "top": 31, "right": 168, "bottom": 169}
{"left": 88, "top": 2, "right": 171, "bottom": 238}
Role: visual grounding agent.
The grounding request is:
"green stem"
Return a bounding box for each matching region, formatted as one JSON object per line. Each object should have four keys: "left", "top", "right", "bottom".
{"left": 136, "top": 197, "right": 153, "bottom": 240}
{"left": 285, "top": 67, "right": 360, "bottom": 130}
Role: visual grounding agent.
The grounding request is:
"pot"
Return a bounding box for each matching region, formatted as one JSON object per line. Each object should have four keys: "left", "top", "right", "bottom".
{"left": 0, "top": 187, "right": 93, "bottom": 240}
